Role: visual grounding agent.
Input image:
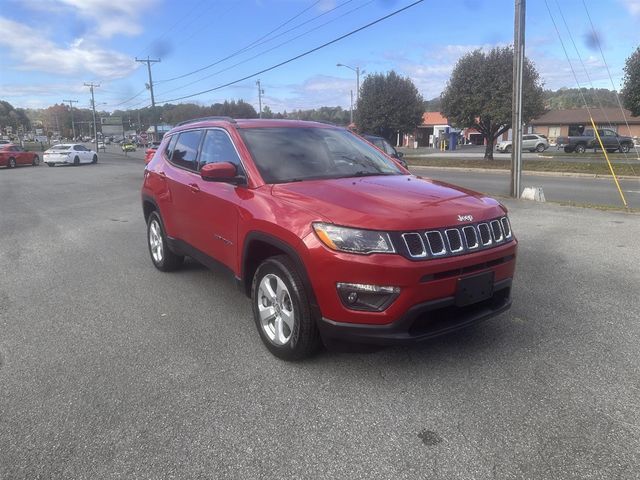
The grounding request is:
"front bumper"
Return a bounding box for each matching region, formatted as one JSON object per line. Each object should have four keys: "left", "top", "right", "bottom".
{"left": 319, "top": 278, "right": 511, "bottom": 345}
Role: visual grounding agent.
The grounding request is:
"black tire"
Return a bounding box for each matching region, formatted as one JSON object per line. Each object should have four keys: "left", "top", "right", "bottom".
{"left": 564, "top": 146, "right": 574, "bottom": 153}
{"left": 535, "top": 143, "right": 545, "bottom": 152}
{"left": 47, "top": 163, "right": 54, "bottom": 167}
{"left": 505, "top": 145, "right": 512, "bottom": 154}
{"left": 8, "top": 157, "right": 16, "bottom": 168}
{"left": 251, "top": 255, "right": 320, "bottom": 360}
{"left": 575, "top": 144, "right": 586, "bottom": 154}
{"left": 73, "top": 156, "right": 80, "bottom": 166}
{"left": 146, "top": 211, "right": 183, "bottom": 272}
{"left": 32, "top": 155, "right": 40, "bottom": 166}
{"left": 620, "top": 143, "right": 631, "bottom": 154}
{"left": 92, "top": 154, "right": 98, "bottom": 164}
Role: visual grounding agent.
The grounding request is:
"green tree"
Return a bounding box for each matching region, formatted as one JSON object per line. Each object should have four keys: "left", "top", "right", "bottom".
{"left": 261, "top": 105, "right": 274, "bottom": 119}
{"left": 355, "top": 71, "right": 424, "bottom": 142}
{"left": 621, "top": 46, "right": 640, "bottom": 116}
{"left": 441, "top": 47, "right": 545, "bottom": 160}
{"left": 0, "top": 100, "right": 31, "bottom": 135}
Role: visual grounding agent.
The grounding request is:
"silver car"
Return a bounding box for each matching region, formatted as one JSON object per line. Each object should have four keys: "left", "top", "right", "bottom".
{"left": 497, "top": 134, "right": 549, "bottom": 153}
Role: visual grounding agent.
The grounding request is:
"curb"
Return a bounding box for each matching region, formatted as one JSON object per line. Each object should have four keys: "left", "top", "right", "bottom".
{"left": 408, "top": 165, "right": 640, "bottom": 180}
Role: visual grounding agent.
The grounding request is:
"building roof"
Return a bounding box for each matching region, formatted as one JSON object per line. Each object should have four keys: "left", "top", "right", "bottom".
{"left": 422, "top": 111, "right": 449, "bottom": 126}
{"left": 530, "top": 108, "right": 640, "bottom": 125}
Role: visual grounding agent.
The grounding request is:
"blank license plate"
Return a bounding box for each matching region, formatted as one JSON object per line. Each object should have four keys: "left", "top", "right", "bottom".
{"left": 455, "top": 271, "right": 494, "bottom": 307}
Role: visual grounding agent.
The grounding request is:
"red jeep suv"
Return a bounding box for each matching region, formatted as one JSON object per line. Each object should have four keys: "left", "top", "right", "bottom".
{"left": 142, "top": 117, "right": 517, "bottom": 359}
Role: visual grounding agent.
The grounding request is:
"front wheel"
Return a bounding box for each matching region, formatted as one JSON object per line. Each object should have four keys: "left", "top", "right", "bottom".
{"left": 251, "top": 255, "right": 320, "bottom": 360}
{"left": 146, "top": 211, "right": 183, "bottom": 272}
{"left": 575, "top": 144, "right": 586, "bottom": 154}
{"left": 620, "top": 144, "right": 631, "bottom": 154}
{"left": 8, "top": 157, "right": 16, "bottom": 168}
{"left": 73, "top": 156, "right": 80, "bottom": 166}
{"left": 505, "top": 145, "right": 512, "bottom": 154}
{"left": 535, "top": 144, "right": 545, "bottom": 152}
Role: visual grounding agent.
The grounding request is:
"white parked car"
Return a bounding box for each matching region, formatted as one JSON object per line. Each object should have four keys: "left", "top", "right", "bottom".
{"left": 43, "top": 144, "right": 98, "bottom": 167}
{"left": 497, "top": 134, "right": 549, "bottom": 153}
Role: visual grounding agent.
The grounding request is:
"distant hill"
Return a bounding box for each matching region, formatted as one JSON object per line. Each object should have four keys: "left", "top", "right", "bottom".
{"left": 423, "top": 88, "right": 621, "bottom": 113}
{"left": 543, "top": 88, "right": 620, "bottom": 109}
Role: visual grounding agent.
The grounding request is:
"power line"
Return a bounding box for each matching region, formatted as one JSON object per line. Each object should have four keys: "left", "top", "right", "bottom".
{"left": 543, "top": 0, "right": 628, "bottom": 208}
{"left": 105, "top": 88, "right": 147, "bottom": 109}
{"left": 157, "top": 0, "right": 425, "bottom": 104}
{"left": 157, "top": 0, "right": 324, "bottom": 83}
{"left": 582, "top": 0, "right": 640, "bottom": 160}
{"left": 156, "top": 0, "right": 373, "bottom": 99}
{"left": 554, "top": 0, "right": 636, "bottom": 174}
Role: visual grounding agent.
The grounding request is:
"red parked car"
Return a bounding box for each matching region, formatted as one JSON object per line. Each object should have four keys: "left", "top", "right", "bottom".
{"left": 0, "top": 144, "right": 40, "bottom": 168}
{"left": 142, "top": 117, "right": 517, "bottom": 359}
{"left": 144, "top": 141, "right": 162, "bottom": 164}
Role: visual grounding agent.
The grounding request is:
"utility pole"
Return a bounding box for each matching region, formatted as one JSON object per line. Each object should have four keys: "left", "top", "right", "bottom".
{"left": 510, "top": 0, "right": 525, "bottom": 198}
{"left": 256, "top": 79, "right": 264, "bottom": 118}
{"left": 349, "top": 90, "right": 353, "bottom": 124}
{"left": 63, "top": 99, "right": 78, "bottom": 139}
{"left": 136, "top": 57, "right": 161, "bottom": 140}
{"left": 84, "top": 82, "right": 100, "bottom": 151}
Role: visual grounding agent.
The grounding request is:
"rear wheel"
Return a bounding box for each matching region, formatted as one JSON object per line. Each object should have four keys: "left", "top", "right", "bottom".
{"left": 251, "top": 255, "right": 320, "bottom": 360}
{"left": 620, "top": 143, "right": 631, "bottom": 154}
{"left": 147, "top": 211, "right": 183, "bottom": 272}
{"left": 47, "top": 163, "right": 54, "bottom": 167}
{"left": 575, "top": 144, "right": 586, "bottom": 154}
{"left": 8, "top": 157, "right": 16, "bottom": 168}
{"left": 92, "top": 155, "right": 98, "bottom": 164}
{"left": 32, "top": 155, "right": 40, "bottom": 166}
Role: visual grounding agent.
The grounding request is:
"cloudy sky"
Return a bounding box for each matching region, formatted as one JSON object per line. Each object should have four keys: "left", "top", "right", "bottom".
{"left": 0, "top": 0, "right": 638, "bottom": 112}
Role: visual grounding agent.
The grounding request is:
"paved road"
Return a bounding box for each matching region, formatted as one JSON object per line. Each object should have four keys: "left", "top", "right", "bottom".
{"left": 411, "top": 166, "right": 640, "bottom": 209}
{"left": 1, "top": 153, "right": 639, "bottom": 479}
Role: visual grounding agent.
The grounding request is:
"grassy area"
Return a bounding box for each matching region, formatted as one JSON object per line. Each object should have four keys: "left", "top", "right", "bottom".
{"left": 405, "top": 157, "right": 640, "bottom": 177}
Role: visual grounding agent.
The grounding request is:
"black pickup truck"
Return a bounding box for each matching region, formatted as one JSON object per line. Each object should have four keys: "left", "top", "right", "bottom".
{"left": 556, "top": 128, "right": 634, "bottom": 154}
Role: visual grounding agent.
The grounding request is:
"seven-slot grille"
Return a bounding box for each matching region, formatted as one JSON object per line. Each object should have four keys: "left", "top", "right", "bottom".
{"left": 400, "top": 216, "right": 512, "bottom": 260}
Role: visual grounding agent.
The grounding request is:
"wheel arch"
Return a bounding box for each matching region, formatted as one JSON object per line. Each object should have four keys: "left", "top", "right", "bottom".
{"left": 241, "top": 231, "right": 321, "bottom": 319}
{"left": 142, "top": 194, "right": 159, "bottom": 223}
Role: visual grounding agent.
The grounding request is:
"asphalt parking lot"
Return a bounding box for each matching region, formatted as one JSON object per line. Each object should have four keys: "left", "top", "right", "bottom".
{"left": 1, "top": 151, "right": 639, "bottom": 479}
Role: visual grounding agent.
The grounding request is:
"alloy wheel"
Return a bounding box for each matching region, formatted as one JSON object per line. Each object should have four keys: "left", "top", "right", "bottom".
{"left": 148, "top": 219, "right": 164, "bottom": 264}
{"left": 257, "top": 273, "right": 295, "bottom": 346}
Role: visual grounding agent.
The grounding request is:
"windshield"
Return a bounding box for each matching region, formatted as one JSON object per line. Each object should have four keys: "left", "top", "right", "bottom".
{"left": 239, "top": 127, "right": 404, "bottom": 184}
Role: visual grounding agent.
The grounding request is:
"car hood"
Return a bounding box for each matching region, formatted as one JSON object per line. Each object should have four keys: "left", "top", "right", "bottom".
{"left": 271, "top": 174, "right": 505, "bottom": 230}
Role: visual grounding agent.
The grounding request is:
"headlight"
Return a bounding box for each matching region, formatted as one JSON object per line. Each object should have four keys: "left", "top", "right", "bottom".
{"left": 313, "top": 222, "right": 395, "bottom": 254}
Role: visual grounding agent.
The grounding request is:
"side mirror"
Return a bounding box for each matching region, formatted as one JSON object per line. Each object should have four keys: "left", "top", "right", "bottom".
{"left": 200, "top": 162, "right": 245, "bottom": 185}
{"left": 396, "top": 151, "right": 404, "bottom": 158}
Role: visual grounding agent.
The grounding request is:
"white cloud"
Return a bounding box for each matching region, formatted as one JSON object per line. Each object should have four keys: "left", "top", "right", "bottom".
{"left": 619, "top": 0, "right": 640, "bottom": 16}
{"left": 0, "top": 17, "right": 138, "bottom": 79}
{"left": 32, "top": 0, "right": 160, "bottom": 38}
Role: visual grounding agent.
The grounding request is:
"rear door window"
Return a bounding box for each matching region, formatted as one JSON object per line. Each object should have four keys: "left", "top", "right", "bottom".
{"left": 171, "top": 130, "right": 203, "bottom": 171}
{"left": 165, "top": 135, "right": 178, "bottom": 160}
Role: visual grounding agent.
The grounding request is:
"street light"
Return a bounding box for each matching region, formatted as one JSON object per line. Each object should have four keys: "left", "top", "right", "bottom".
{"left": 337, "top": 63, "right": 361, "bottom": 116}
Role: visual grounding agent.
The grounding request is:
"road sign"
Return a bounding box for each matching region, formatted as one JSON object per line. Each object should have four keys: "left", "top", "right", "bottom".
{"left": 139, "top": 133, "right": 148, "bottom": 140}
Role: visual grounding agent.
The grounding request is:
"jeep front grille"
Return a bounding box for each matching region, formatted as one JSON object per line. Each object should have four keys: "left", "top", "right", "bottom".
{"left": 399, "top": 216, "right": 513, "bottom": 260}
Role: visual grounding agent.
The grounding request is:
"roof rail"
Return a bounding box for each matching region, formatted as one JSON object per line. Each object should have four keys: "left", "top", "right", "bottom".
{"left": 176, "top": 116, "right": 236, "bottom": 127}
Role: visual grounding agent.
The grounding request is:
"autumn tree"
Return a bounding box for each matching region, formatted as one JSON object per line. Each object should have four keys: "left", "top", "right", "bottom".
{"left": 621, "top": 46, "right": 640, "bottom": 116}
{"left": 355, "top": 71, "right": 424, "bottom": 142}
{"left": 441, "top": 47, "right": 545, "bottom": 160}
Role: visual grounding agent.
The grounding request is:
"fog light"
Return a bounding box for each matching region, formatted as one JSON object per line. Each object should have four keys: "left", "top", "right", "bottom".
{"left": 336, "top": 283, "right": 400, "bottom": 312}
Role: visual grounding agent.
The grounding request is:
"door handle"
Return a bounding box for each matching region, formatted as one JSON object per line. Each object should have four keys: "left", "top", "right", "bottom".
{"left": 158, "top": 171, "right": 166, "bottom": 178}
{"left": 188, "top": 183, "right": 200, "bottom": 193}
